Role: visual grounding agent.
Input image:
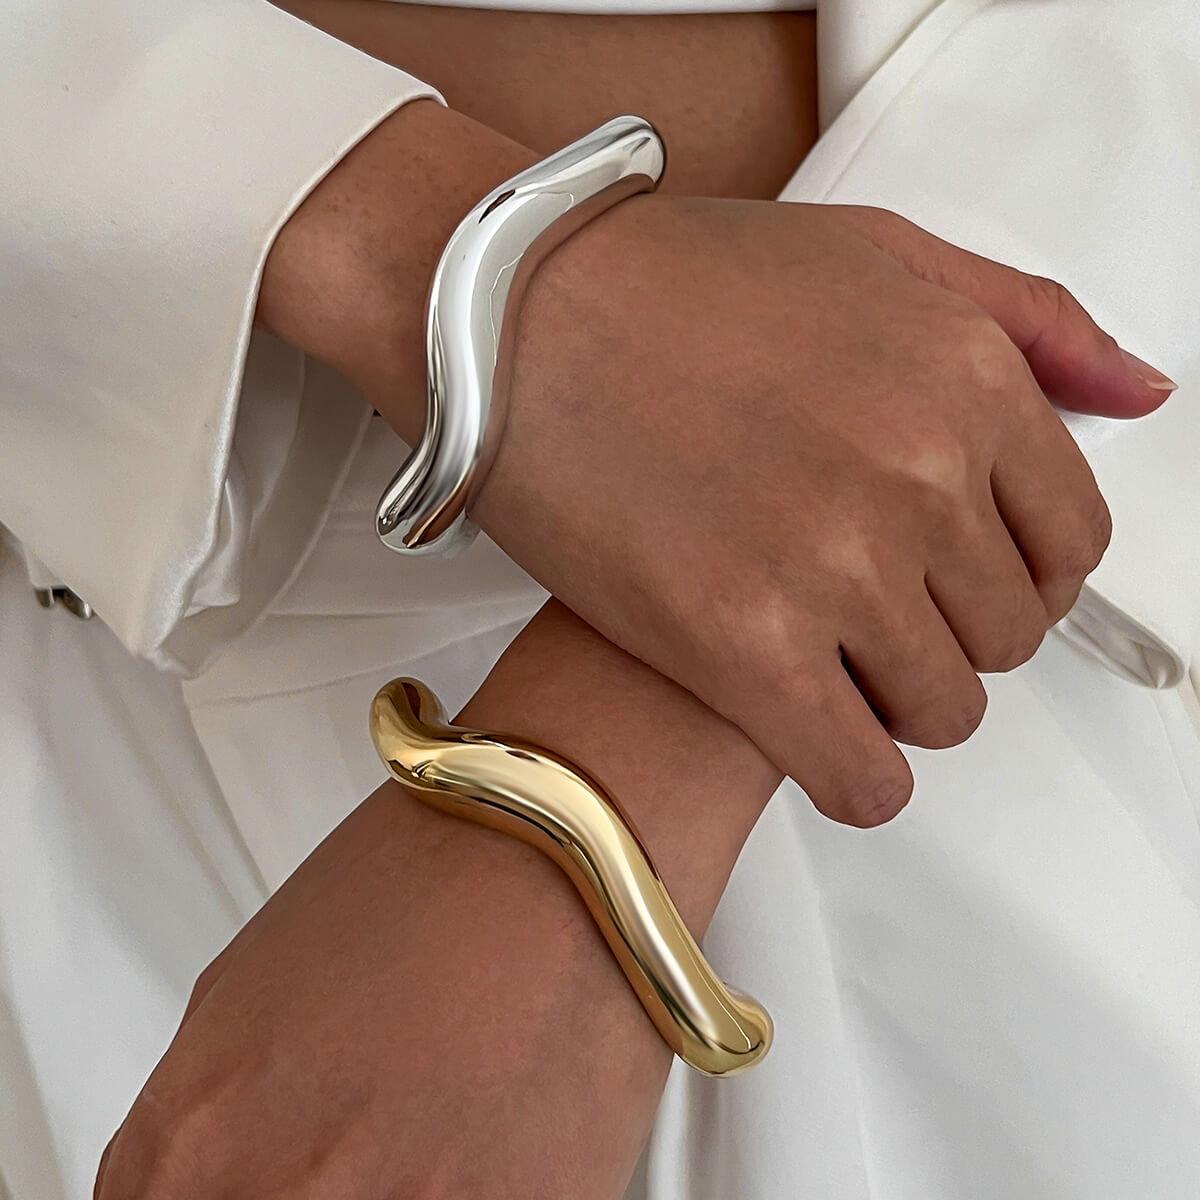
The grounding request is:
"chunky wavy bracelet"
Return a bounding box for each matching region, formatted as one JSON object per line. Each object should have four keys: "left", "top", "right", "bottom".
{"left": 374, "top": 115, "right": 666, "bottom": 557}
{"left": 369, "top": 678, "right": 772, "bottom": 1076}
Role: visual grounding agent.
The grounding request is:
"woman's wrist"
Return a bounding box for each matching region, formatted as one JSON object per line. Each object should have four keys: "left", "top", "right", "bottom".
{"left": 256, "top": 99, "right": 538, "bottom": 443}
{"left": 456, "top": 600, "right": 781, "bottom": 935}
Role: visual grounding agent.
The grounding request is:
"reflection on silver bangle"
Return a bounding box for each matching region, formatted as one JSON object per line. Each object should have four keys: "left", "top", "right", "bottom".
{"left": 374, "top": 115, "right": 666, "bottom": 557}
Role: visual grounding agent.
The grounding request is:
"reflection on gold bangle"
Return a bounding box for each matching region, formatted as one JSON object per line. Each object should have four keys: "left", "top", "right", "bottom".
{"left": 370, "top": 678, "right": 772, "bottom": 1076}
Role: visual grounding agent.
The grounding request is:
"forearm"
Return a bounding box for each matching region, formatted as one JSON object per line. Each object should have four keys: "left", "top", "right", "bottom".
{"left": 334, "top": 600, "right": 779, "bottom": 1195}
{"left": 273, "top": 0, "right": 819, "bottom": 200}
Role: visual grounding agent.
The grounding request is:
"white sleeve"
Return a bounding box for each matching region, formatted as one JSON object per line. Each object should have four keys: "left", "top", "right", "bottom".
{"left": 0, "top": 0, "right": 443, "bottom": 674}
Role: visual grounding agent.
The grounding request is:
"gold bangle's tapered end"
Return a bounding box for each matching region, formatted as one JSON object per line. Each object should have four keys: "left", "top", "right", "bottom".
{"left": 370, "top": 678, "right": 448, "bottom": 784}
{"left": 676, "top": 985, "right": 773, "bottom": 1078}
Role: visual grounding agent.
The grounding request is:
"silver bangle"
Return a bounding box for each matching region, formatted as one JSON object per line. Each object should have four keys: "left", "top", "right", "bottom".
{"left": 375, "top": 115, "right": 666, "bottom": 556}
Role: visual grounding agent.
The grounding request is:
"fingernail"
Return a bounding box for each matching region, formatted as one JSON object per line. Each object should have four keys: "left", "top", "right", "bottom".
{"left": 1120, "top": 348, "right": 1178, "bottom": 392}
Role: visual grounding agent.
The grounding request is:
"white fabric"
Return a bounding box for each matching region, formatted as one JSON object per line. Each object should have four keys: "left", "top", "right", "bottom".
{"left": 816, "top": 0, "right": 942, "bottom": 127}
{"left": 0, "top": 0, "right": 442, "bottom": 675}
{"left": 0, "top": 535, "right": 268, "bottom": 1200}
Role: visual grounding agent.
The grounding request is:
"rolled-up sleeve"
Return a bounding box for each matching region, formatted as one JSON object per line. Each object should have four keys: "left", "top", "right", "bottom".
{"left": 0, "top": 0, "right": 442, "bottom": 673}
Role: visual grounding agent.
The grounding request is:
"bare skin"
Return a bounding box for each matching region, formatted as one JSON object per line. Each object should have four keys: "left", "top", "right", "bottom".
{"left": 275, "top": 0, "right": 820, "bottom": 200}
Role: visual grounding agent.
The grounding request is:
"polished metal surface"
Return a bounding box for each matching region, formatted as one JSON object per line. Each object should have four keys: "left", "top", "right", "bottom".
{"left": 375, "top": 115, "right": 666, "bottom": 556}
{"left": 370, "top": 678, "right": 772, "bottom": 1076}
{"left": 34, "top": 586, "right": 94, "bottom": 619}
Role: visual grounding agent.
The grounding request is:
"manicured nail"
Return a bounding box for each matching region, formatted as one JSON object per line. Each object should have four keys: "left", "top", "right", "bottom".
{"left": 1120, "top": 348, "right": 1178, "bottom": 392}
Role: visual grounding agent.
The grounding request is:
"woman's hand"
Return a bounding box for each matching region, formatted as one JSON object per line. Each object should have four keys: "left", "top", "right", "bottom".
{"left": 94, "top": 602, "right": 780, "bottom": 1199}
{"left": 261, "top": 101, "right": 1173, "bottom": 830}
{"left": 474, "top": 193, "right": 1173, "bottom": 826}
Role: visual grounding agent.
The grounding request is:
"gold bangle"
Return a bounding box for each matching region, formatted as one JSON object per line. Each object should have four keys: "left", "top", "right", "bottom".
{"left": 370, "top": 678, "right": 772, "bottom": 1077}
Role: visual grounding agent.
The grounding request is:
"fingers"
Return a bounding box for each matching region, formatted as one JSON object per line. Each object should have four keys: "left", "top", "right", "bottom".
{"left": 837, "top": 205, "right": 1176, "bottom": 418}
{"left": 727, "top": 656, "right": 915, "bottom": 829}
{"left": 990, "top": 405, "right": 1112, "bottom": 625}
{"left": 960, "top": 264, "right": 1173, "bottom": 418}
{"left": 925, "top": 501, "right": 1052, "bottom": 672}
{"left": 841, "top": 588, "right": 988, "bottom": 749}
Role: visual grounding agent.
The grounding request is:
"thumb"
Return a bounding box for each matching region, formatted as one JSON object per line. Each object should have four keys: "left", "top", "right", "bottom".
{"left": 840, "top": 206, "right": 1177, "bottom": 418}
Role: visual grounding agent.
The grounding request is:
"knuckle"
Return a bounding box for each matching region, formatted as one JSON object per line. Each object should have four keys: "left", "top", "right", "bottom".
{"left": 737, "top": 573, "right": 828, "bottom": 669}
{"left": 1023, "top": 274, "right": 1118, "bottom": 363}
{"left": 1086, "top": 495, "right": 1113, "bottom": 564}
{"left": 1022, "top": 274, "right": 1094, "bottom": 348}
{"left": 739, "top": 591, "right": 806, "bottom": 679}
{"left": 98, "top": 1125, "right": 194, "bottom": 1199}
{"left": 1039, "top": 546, "right": 1092, "bottom": 588}
{"left": 1028, "top": 275, "right": 1108, "bottom": 349}
{"left": 900, "top": 439, "right": 974, "bottom": 525}
{"left": 975, "top": 621, "right": 1046, "bottom": 673}
{"left": 1025, "top": 273, "right": 1074, "bottom": 320}
{"left": 812, "top": 745, "right": 915, "bottom": 828}
{"left": 147, "top": 1099, "right": 217, "bottom": 1195}
{"left": 823, "top": 530, "right": 892, "bottom": 611}
{"left": 1040, "top": 500, "right": 1111, "bottom": 585}
{"left": 703, "top": 572, "right": 783, "bottom": 645}
{"left": 956, "top": 314, "right": 1024, "bottom": 394}
{"left": 106, "top": 1075, "right": 233, "bottom": 1199}
{"left": 703, "top": 579, "right": 818, "bottom": 705}
{"left": 154, "top": 1124, "right": 203, "bottom": 1190}
{"left": 838, "top": 203, "right": 914, "bottom": 242}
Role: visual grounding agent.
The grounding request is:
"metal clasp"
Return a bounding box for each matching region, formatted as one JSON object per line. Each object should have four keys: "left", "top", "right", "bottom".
{"left": 34, "top": 586, "right": 94, "bottom": 620}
